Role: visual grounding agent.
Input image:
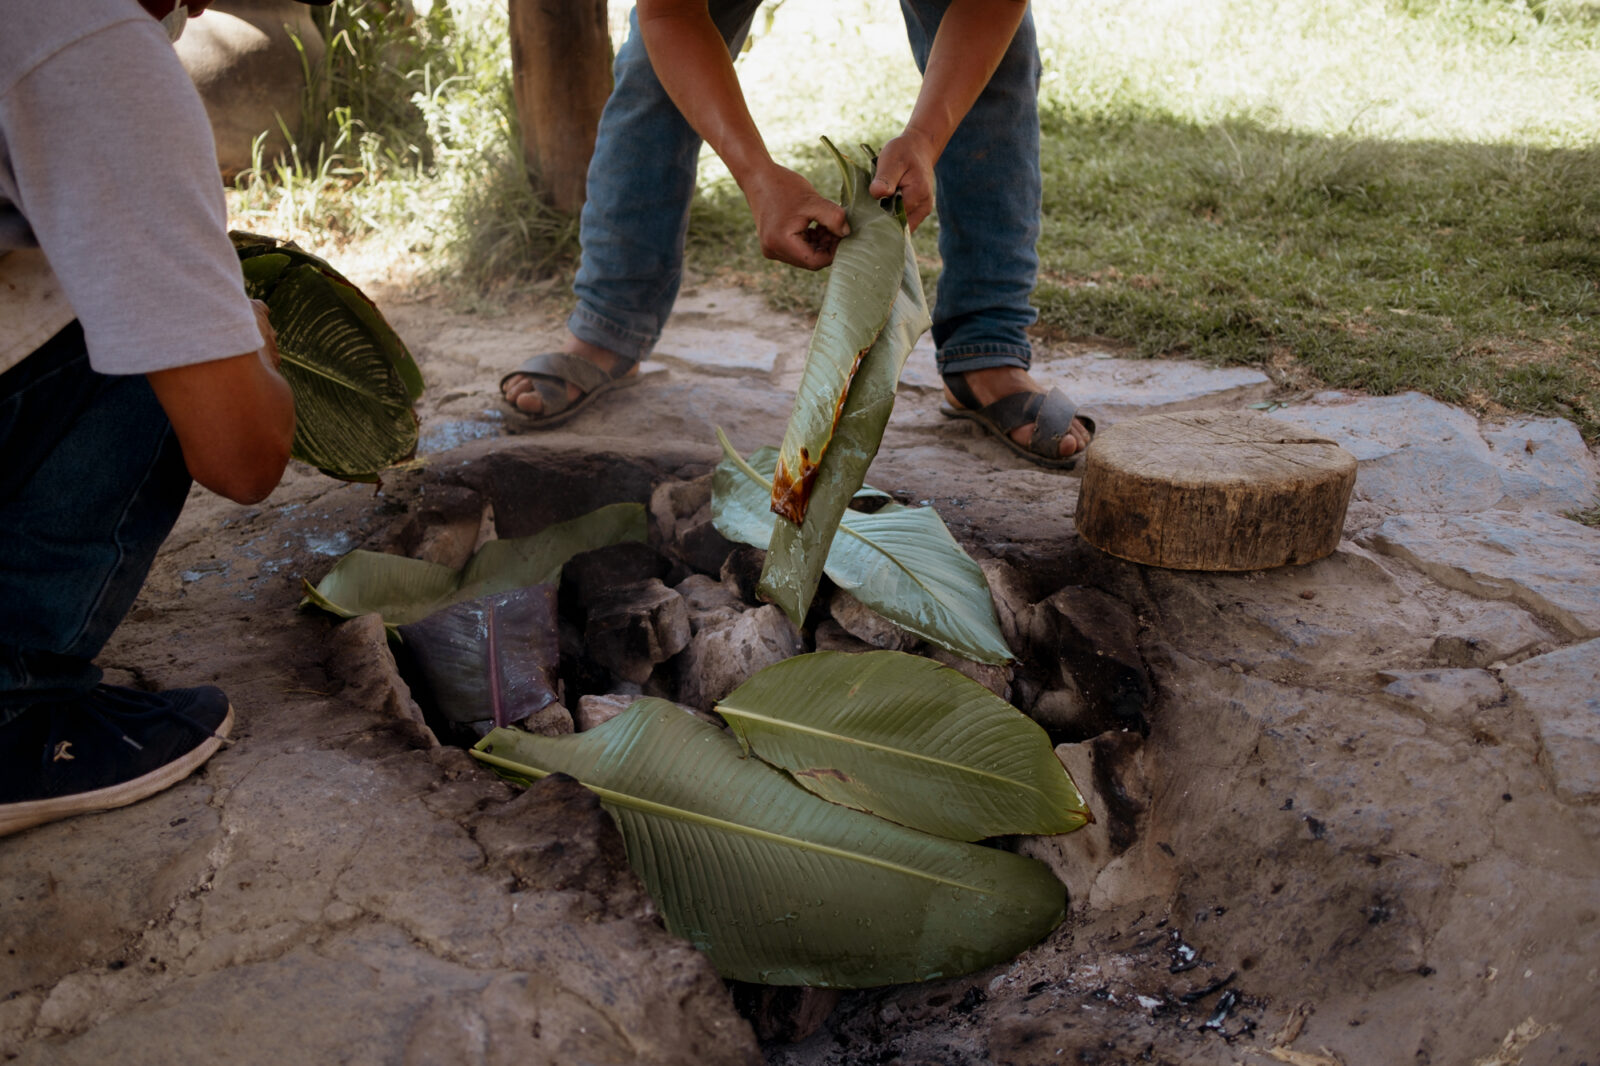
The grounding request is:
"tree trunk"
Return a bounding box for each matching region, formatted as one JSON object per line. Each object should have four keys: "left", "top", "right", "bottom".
{"left": 508, "top": 0, "right": 612, "bottom": 214}
{"left": 1074, "top": 410, "right": 1357, "bottom": 571}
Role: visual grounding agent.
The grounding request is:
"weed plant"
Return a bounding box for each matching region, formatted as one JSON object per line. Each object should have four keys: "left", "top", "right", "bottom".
{"left": 228, "top": 0, "right": 578, "bottom": 293}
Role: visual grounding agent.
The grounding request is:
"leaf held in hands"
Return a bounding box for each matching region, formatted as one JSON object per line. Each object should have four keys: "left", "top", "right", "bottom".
{"left": 472, "top": 701, "right": 1067, "bottom": 987}
{"left": 770, "top": 138, "right": 914, "bottom": 526}
{"left": 232, "top": 230, "right": 424, "bottom": 482}
{"left": 761, "top": 231, "right": 931, "bottom": 624}
{"left": 716, "top": 650, "right": 1089, "bottom": 840}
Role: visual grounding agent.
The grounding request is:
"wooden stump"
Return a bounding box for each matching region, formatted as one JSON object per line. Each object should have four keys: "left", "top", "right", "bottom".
{"left": 1074, "top": 410, "right": 1357, "bottom": 571}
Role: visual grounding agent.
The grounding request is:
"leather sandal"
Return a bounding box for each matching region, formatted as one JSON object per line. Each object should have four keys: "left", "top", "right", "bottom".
{"left": 499, "top": 351, "right": 639, "bottom": 429}
{"left": 940, "top": 372, "right": 1096, "bottom": 470}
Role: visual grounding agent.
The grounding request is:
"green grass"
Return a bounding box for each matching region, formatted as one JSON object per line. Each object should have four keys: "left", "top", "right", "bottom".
{"left": 232, "top": 0, "right": 1600, "bottom": 435}
{"left": 228, "top": 0, "right": 581, "bottom": 293}
{"left": 1029, "top": 109, "right": 1600, "bottom": 434}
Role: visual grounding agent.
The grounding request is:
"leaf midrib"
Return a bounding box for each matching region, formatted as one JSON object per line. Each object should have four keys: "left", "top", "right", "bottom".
{"left": 471, "top": 748, "right": 1006, "bottom": 894}
{"left": 713, "top": 706, "right": 1049, "bottom": 802}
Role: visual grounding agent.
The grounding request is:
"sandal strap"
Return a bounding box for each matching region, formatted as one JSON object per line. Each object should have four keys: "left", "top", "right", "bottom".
{"left": 1027, "top": 387, "right": 1081, "bottom": 458}
{"left": 499, "top": 351, "right": 638, "bottom": 417}
{"left": 944, "top": 376, "right": 1093, "bottom": 461}
{"left": 941, "top": 371, "right": 982, "bottom": 412}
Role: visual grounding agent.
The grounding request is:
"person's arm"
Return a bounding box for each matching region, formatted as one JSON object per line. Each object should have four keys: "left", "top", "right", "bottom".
{"left": 636, "top": 0, "right": 849, "bottom": 269}
{"left": 1, "top": 17, "right": 296, "bottom": 504}
{"left": 870, "top": 0, "right": 1029, "bottom": 230}
{"left": 146, "top": 301, "right": 295, "bottom": 505}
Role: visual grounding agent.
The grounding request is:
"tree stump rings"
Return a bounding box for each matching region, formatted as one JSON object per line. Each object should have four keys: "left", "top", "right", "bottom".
{"left": 1074, "top": 409, "right": 1357, "bottom": 571}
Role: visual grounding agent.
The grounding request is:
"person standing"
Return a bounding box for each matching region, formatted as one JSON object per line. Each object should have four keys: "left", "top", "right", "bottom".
{"left": 500, "top": 0, "right": 1094, "bottom": 469}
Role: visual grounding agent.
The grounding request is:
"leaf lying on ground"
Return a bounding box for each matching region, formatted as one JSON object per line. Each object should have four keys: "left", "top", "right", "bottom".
{"left": 762, "top": 141, "right": 932, "bottom": 625}
{"left": 716, "top": 650, "right": 1089, "bottom": 841}
{"left": 234, "top": 231, "right": 423, "bottom": 482}
{"left": 713, "top": 435, "right": 1013, "bottom": 664}
{"left": 395, "top": 585, "right": 561, "bottom": 729}
{"left": 300, "top": 501, "right": 646, "bottom": 629}
{"left": 472, "top": 700, "right": 1066, "bottom": 987}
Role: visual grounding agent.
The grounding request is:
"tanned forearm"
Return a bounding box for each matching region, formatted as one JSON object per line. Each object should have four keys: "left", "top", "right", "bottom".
{"left": 906, "top": 0, "right": 1028, "bottom": 159}
{"left": 869, "top": 0, "right": 1029, "bottom": 229}
{"left": 635, "top": 0, "right": 771, "bottom": 188}
{"left": 635, "top": 0, "right": 850, "bottom": 268}
{"left": 147, "top": 303, "right": 295, "bottom": 504}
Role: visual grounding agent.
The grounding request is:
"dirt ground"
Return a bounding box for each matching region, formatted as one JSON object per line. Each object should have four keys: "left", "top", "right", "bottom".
{"left": 3, "top": 271, "right": 1598, "bottom": 1066}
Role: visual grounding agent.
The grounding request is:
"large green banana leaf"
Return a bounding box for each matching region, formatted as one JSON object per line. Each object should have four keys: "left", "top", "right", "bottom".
{"left": 716, "top": 651, "right": 1088, "bottom": 841}
{"left": 769, "top": 139, "right": 914, "bottom": 525}
{"left": 300, "top": 502, "right": 646, "bottom": 629}
{"left": 713, "top": 435, "right": 1012, "bottom": 664}
{"left": 472, "top": 700, "right": 1066, "bottom": 987}
{"left": 233, "top": 231, "right": 422, "bottom": 482}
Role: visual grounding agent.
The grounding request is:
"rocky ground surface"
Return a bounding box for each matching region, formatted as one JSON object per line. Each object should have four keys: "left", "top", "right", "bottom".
{"left": 3, "top": 279, "right": 1598, "bottom": 1066}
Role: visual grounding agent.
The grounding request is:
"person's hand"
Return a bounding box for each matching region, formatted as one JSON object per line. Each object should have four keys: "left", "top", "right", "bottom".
{"left": 870, "top": 128, "right": 939, "bottom": 231}
{"left": 741, "top": 162, "right": 850, "bottom": 270}
{"left": 251, "top": 299, "right": 282, "bottom": 372}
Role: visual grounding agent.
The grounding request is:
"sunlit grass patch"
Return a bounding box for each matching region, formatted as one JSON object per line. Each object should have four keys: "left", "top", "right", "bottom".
{"left": 227, "top": 0, "right": 580, "bottom": 293}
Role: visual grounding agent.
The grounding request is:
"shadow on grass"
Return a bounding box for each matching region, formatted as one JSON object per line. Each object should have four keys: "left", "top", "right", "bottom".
{"left": 1032, "top": 106, "right": 1600, "bottom": 438}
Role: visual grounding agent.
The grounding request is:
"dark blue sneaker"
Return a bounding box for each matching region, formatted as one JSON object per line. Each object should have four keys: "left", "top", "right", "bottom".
{"left": 0, "top": 684, "right": 233, "bottom": 837}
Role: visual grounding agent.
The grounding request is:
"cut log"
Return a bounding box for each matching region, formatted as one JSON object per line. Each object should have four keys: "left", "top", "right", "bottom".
{"left": 508, "top": 0, "right": 612, "bottom": 214}
{"left": 1074, "top": 409, "right": 1357, "bottom": 571}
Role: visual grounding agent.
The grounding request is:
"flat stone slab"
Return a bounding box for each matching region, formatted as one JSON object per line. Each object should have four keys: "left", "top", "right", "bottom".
{"left": 1501, "top": 639, "right": 1600, "bottom": 804}
{"left": 1377, "top": 667, "right": 1504, "bottom": 719}
{"left": 1362, "top": 510, "right": 1600, "bottom": 638}
{"left": 1268, "top": 391, "right": 1599, "bottom": 515}
{"left": 652, "top": 325, "right": 782, "bottom": 375}
{"left": 899, "top": 344, "right": 1272, "bottom": 414}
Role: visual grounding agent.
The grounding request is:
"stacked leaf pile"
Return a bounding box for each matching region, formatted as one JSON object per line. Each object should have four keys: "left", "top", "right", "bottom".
{"left": 302, "top": 503, "right": 1088, "bottom": 987}
{"left": 234, "top": 231, "right": 423, "bottom": 483}
{"left": 474, "top": 651, "right": 1089, "bottom": 988}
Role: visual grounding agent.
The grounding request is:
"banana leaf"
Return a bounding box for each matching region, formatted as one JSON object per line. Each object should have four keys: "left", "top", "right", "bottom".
{"left": 769, "top": 139, "right": 915, "bottom": 525}
{"left": 762, "top": 232, "right": 929, "bottom": 625}
{"left": 233, "top": 230, "right": 422, "bottom": 482}
{"left": 714, "top": 435, "right": 1013, "bottom": 664}
{"left": 472, "top": 700, "right": 1066, "bottom": 987}
{"left": 300, "top": 502, "right": 646, "bottom": 630}
{"left": 395, "top": 585, "right": 561, "bottom": 728}
{"left": 716, "top": 651, "right": 1088, "bottom": 841}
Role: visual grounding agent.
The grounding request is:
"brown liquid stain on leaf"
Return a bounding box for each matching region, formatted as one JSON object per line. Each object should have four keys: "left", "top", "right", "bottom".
{"left": 770, "top": 449, "right": 819, "bottom": 525}
{"left": 769, "top": 345, "right": 872, "bottom": 526}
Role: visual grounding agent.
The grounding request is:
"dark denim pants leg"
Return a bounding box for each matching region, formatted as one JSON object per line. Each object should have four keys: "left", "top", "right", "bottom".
{"left": 567, "top": 0, "right": 765, "bottom": 360}
{"left": 899, "top": 0, "right": 1044, "bottom": 376}
{"left": 0, "top": 322, "right": 192, "bottom": 716}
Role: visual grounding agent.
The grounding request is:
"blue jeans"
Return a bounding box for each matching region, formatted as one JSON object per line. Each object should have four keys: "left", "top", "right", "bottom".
{"left": 0, "top": 323, "right": 192, "bottom": 717}
{"left": 569, "top": 0, "right": 1042, "bottom": 377}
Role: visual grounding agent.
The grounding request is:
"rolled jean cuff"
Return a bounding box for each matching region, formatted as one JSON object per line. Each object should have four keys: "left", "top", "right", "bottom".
{"left": 565, "top": 303, "right": 659, "bottom": 364}
{"left": 935, "top": 344, "right": 1033, "bottom": 377}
